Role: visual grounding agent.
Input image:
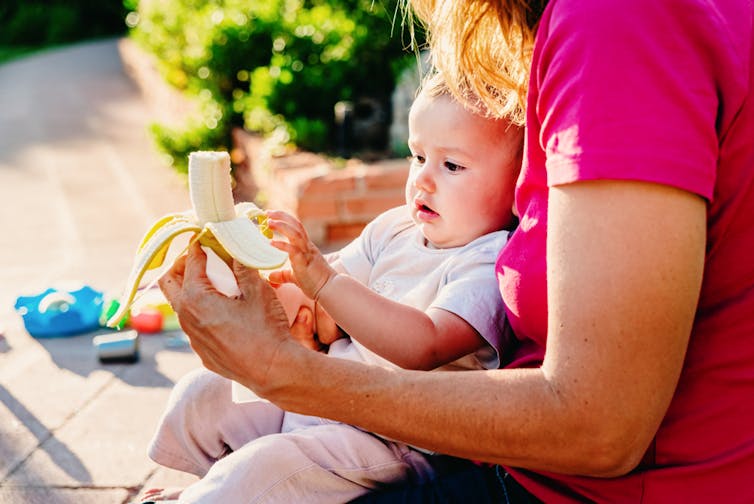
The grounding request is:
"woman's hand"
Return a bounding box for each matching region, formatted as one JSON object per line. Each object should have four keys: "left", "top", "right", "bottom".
{"left": 158, "top": 242, "right": 303, "bottom": 393}
{"left": 266, "top": 210, "right": 337, "bottom": 299}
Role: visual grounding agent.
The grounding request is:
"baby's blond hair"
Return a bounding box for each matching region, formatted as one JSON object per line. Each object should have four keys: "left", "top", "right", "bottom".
{"left": 417, "top": 71, "right": 450, "bottom": 98}
{"left": 417, "top": 71, "right": 489, "bottom": 117}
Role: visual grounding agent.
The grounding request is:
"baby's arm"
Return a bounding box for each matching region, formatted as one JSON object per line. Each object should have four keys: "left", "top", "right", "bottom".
{"left": 320, "top": 276, "right": 484, "bottom": 370}
{"left": 266, "top": 210, "right": 486, "bottom": 370}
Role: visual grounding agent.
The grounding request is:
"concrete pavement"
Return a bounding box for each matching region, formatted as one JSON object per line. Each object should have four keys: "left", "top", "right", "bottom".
{"left": 0, "top": 39, "right": 205, "bottom": 503}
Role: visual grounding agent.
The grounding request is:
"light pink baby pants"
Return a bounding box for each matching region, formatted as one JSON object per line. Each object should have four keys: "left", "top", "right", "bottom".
{"left": 148, "top": 368, "right": 435, "bottom": 503}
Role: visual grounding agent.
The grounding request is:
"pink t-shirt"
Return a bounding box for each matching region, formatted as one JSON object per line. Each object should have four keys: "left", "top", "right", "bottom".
{"left": 496, "top": 0, "right": 754, "bottom": 501}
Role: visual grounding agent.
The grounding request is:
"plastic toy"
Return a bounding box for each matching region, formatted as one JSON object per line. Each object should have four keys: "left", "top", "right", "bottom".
{"left": 93, "top": 330, "right": 140, "bottom": 363}
{"left": 14, "top": 286, "right": 104, "bottom": 338}
{"left": 100, "top": 298, "right": 128, "bottom": 330}
{"left": 129, "top": 308, "right": 164, "bottom": 334}
{"left": 126, "top": 287, "right": 180, "bottom": 333}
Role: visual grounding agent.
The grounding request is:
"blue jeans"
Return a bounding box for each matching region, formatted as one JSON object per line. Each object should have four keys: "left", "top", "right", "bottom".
{"left": 349, "top": 457, "right": 541, "bottom": 504}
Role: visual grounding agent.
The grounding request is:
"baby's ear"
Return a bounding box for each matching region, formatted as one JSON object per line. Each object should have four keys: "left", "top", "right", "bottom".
{"left": 290, "top": 306, "right": 321, "bottom": 351}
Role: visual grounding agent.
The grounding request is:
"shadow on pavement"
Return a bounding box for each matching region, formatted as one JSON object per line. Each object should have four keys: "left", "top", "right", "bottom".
{"left": 0, "top": 383, "right": 91, "bottom": 482}
{"left": 31, "top": 330, "right": 187, "bottom": 389}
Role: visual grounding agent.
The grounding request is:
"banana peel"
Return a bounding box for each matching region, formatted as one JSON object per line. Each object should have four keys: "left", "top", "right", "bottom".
{"left": 106, "top": 151, "right": 287, "bottom": 328}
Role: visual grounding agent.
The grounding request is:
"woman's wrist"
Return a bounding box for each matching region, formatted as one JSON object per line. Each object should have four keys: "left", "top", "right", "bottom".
{"left": 260, "top": 336, "right": 330, "bottom": 409}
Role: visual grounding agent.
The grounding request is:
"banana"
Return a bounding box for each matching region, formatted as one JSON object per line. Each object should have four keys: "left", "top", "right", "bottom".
{"left": 106, "top": 151, "right": 287, "bottom": 328}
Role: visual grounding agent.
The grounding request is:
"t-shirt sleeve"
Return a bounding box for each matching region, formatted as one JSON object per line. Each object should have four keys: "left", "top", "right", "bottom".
{"left": 537, "top": 0, "right": 720, "bottom": 200}
{"left": 431, "top": 236, "right": 509, "bottom": 369}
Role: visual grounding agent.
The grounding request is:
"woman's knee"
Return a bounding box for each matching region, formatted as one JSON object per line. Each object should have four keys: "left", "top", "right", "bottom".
{"left": 161, "top": 368, "right": 232, "bottom": 426}
{"left": 175, "top": 368, "right": 230, "bottom": 404}
{"left": 176, "top": 368, "right": 229, "bottom": 398}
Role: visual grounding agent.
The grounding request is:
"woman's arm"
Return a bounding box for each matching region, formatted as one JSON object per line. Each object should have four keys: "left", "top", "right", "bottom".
{"left": 160, "top": 179, "right": 705, "bottom": 476}
{"left": 537, "top": 179, "right": 705, "bottom": 474}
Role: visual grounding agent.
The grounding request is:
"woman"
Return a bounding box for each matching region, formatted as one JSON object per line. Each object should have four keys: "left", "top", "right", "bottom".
{"left": 160, "top": 0, "right": 754, "bottom": 501}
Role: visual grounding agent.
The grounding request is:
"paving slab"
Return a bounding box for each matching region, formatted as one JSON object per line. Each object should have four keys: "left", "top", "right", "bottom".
{"left": 4, "top": 333, "right": 200, "bottom": 486}
{"left": 0, "top": 38, "right": 204, "bottom": 502}
{"left": 139, "top": 466, "right": 199, "bottom": 501}
{"left": 0, "top": 487, "right": 131, "bottom": 504}
{"left": 0, "top": 347, "right": 114, "bottom": 481}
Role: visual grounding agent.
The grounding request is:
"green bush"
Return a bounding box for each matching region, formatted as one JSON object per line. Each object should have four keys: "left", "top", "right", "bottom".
{"left": 128, "top": 0, "right": 418, "bottom": 169}
{"left": 0, "top": 1, "right": 127, "bottom": 46}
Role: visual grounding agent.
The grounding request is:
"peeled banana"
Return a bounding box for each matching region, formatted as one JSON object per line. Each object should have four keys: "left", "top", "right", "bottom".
{"left": 106, "top": 151, "right": 287, "bottom": 327}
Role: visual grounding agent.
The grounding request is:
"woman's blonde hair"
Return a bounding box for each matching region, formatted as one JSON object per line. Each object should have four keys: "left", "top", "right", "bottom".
{"left": 403, "top": 0, "right": 545, "bottom": 125}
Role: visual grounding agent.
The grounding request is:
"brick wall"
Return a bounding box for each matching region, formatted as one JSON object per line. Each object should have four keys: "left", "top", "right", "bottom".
{"left": 232, "top": 128, "right": 409, "bottom": 248}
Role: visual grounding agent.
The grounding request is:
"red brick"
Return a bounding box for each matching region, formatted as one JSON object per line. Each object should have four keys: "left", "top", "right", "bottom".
{"left": 296, "top": 196, "right": 339, "bottom": 220}
{"left": 342, "top": 192, "right": 405, "bottom": 219}
{"left": 326, "top": 222, "right": 368, "bottom": 242}
{"left": 301, "top": 173, "right": 356, "bottom": 196}
{"left": 361, "top": 161, "right": 410, "bottom": 190}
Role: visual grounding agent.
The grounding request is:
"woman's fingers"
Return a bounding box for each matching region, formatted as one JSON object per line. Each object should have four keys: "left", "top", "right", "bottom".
{"left": 182, "top": 242, "right": 211, "bottom": 290}
{"left": 232, "top": 258, "right": 266, "bottom": 299}
{"left": 232, "top": 260, "right": 290, "bottom": 325}
{"left": 157, "top": 240, "right": 307, "bottom": 394}
{"left": 158, "top": 253, "right": 187, "bottom": 311}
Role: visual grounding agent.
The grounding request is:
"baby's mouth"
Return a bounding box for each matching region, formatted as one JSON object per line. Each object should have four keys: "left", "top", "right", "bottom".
{"left": 416, "top": 201, "right": 438, "bottom": 217}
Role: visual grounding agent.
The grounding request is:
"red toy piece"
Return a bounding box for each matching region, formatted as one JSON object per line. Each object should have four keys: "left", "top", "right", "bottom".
{"left": 128, "top": 308, "right": 163, "bottom": 334}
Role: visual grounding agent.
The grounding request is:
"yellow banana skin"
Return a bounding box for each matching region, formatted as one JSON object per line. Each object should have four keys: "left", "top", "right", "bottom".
{"left": 106, "top": 151, "right": 287, "bottom": 328}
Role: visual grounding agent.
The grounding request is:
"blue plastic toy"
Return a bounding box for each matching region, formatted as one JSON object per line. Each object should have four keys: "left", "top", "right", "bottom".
{"left": 14, "top": 286, "right": 104, "bottom": 338}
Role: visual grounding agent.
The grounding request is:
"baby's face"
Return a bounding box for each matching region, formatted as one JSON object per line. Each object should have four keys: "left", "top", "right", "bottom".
{"left": 406, "top": 93, "right": 523, "bottom": 248}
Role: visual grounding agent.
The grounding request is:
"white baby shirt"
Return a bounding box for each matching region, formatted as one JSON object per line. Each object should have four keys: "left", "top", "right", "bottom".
{"left": 328, "top": 205, "right": 509, "bottom": 370}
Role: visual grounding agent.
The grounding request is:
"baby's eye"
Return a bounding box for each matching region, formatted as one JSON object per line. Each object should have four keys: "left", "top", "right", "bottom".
{"left": 408, "top": 154, "right": 426, "bottom": 165}
{"left": 444, "top": 161, "right": 464, "bottom": 172}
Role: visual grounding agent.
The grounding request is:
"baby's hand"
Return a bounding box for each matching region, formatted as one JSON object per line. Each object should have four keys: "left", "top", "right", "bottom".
{"left": 266, "top": 210, "right": 337, "bottom": 300}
